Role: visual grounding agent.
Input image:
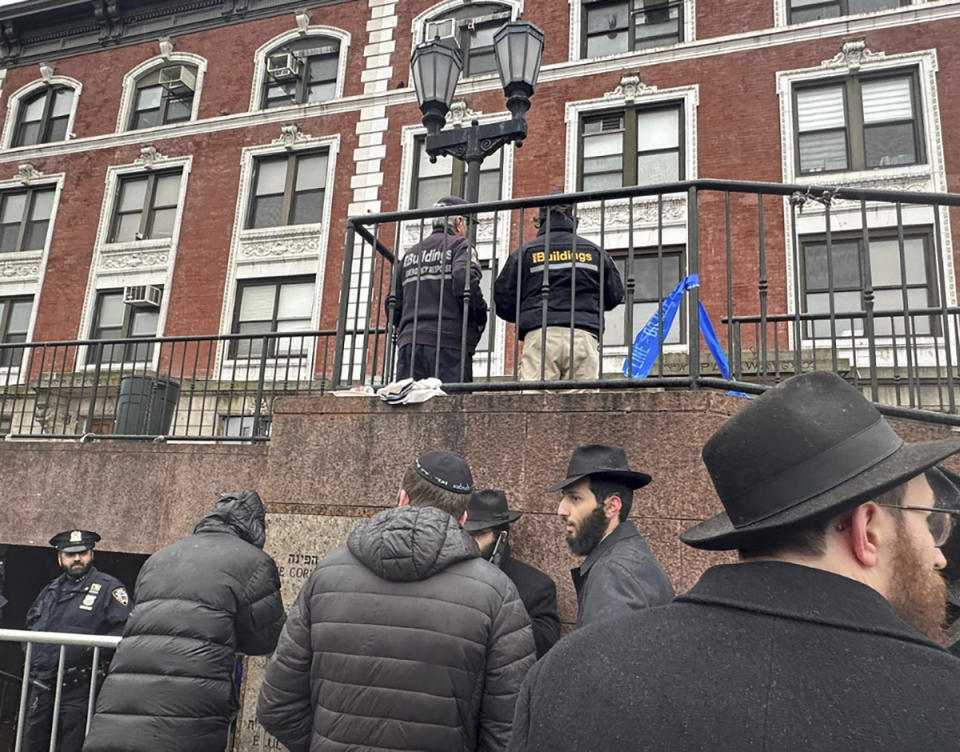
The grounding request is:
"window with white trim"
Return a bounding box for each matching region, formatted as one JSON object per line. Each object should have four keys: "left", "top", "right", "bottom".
{"left": 0, "top": 295, "right": 31, "bottom": 368}
{"left": 423, "top": 3, "right": 513, "bottom": 77}
{"left": 262, "top": 37, "right": 340, "bottom": 108}
{"left": 230, "top": 277, "right": 315, "bottom": 359}
{"left": 129, "top": 64, "right": 198, "bottom": 130}
{"left": 410, "top": 137, "right": 502, "bottom": 209}
{"left": 13, "top": 86, "right": 74, "bottom": 146}
{"left": 0, "top": 186, "right": 54, "bottom": 252}
{"left": 579, "top": 103, "right": 683, "bottom": 190}
{"left": 794, "top": 70, "right": 924, "bottom": 175}
{"left": 801, "top": 230, "right": 934, "bottom": 338}
{"left": 604, "top": 249, "right": 683, "bottom": 346}
{"left": 582, "top": 0, "right": 682, "bottom": 58}
{"left": 88, "top": 288, "right": 162, "bottom": 364}
{"left": 789, "top": 0, "right": 907, "bottom": 24}
{"left": 109, "top": 170, "right": 183, "bottom": 242}
{"left": 247, "top": 151, "right": 328, "bottom": 228}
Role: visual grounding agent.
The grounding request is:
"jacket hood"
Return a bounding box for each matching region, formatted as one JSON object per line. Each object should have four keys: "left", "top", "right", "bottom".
{"left": 347, "top": 506, "right": 478, "bottom": 582}
{"left": 536, "top": 213, "right": 576, "bottom": 235}
{"left": 193, "top": 490, "right": 266, "bottom": 549}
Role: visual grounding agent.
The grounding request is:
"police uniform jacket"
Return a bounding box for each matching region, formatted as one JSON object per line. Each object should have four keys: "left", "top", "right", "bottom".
{"left": 494, "top": 215, "right": 624, "bottom": 340}
{"left": 510, "top": 561, "right": 960, "bottom": 752}
{"left": 82, "top": 491, "right": 285, "bottom": 752}
{"left": 26, "top": 567, "right": 130, "bottom": 679}
{"left": 391, "top": 227, "right": 487, "bottom": 354}
{"left": 257, "top": 506, "right": 536, "bottom": 752}
{"left": 498, "top": 547, "right": 560, "bottom": 658}
{"left": 573, "top": 519, "right": 674, "bottom": 628}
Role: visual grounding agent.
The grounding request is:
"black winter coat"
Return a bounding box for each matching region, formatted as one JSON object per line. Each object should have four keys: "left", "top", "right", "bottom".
{"left": 257, "top": 505, "right": 537, "bottom": 752}
{"left": 499, "top": 549, "right": 560, "bottom": 658}
{"left": 391, "top": 228, "right": 488, "bottom": 353}
{"left": 510, "top": 562, "right": 960, "bottom": 751}
{"left": 494, "top": 216, "right": 623, "bottom": 339}
{"left": 82, "top": 491, "right": 285, "bottom": 752}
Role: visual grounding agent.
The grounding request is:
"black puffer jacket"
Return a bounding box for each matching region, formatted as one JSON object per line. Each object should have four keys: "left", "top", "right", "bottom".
{"left": 82, "top": 491, "right": 285, "bottom": 752}
{"left": 257, "top": 506, "right": 536, "bottom": 752}
{"left": 494, "top": 214, "right": 624, "bottom": 339}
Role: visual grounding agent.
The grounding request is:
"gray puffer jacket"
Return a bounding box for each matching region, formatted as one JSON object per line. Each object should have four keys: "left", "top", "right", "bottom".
{"left": 83, "top": 491, "right": 285, "bottom": 752}
{"left": 257, "top": 505, "right": 536, "bottom": 752}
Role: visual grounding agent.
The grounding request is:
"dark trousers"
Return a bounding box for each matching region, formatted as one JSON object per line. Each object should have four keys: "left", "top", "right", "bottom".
{"left": 396, "top": 344, "right": 473, "bottom": 383}
{"left": 21, "top": 678, "right": 91, "bottom": 752}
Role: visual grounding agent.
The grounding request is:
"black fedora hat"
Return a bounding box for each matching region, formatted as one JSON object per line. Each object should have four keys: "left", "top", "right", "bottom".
{"left": 464, "top": 489, "right": 523, "bottom": 532}
{"left": 548, "top": 444, "right": 651, "bottom": 493}
{"left": 928, "top": 465, "right": 960, "bottom": 510}
{"left": 681, "top": 371, "right": 960, "bottom": 551}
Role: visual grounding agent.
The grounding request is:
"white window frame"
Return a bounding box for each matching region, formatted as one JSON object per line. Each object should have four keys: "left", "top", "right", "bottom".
{"left": 115, "top": 52, "right": 208, "bottom": 133}
{"left": 568, "top": 0, "right": 696, "bottom": 62}
{"left": 773, "top": 0, "right": 924, "bottom": 27}
{"left": 395, "top": 110, "right": 515, "bottom": 377}
{"left": 76, "top": 154, "right": 192, "bottom": 371}
{"left": 1, "top": 76, "right": 82, "bottom": 150}
{"left": 249, "top": 26, "right": 351, "bottom": 112}
{"left": 777, "top": 46, "right": 955, "bottom": 365}
{"left": 217, "top": 131, "right": 340, "bottom": 380}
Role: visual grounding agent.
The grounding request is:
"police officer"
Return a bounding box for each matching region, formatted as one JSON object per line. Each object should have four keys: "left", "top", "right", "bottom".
{"left": 22, "top": 530, "right": 131, "bottom": 752}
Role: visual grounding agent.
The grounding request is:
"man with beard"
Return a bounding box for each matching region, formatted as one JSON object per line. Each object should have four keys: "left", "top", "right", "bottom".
{"left": 552, "top": 444, "right": 674, "bottom": 627}
{"left": 510, "top": 372, "right": 960, "bottom": 752}
{"left": 465, "top": 489, "right": 560, "bottom": 657}
{"left": 22, "top": 530, "right": 131, "bottom": 752}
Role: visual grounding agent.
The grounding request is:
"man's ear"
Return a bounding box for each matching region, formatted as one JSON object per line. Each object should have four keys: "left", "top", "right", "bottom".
{"left": 603, "top": 495, "right": 622, "bottom": 522}
{"left": 397, "top": 488, "right": 410, "bottom": 507}
{"left": 846, "top": 503, "right": 883, "bottom": 568}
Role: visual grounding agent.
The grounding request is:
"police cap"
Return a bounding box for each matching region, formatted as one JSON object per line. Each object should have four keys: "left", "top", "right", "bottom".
{"left": 49, "top": 529, "right": 100, "bottom": 554}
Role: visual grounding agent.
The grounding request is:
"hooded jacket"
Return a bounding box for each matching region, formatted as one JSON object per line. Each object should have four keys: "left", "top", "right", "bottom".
{"left": 82, "top": 491, "right": 285, "bottom": 752}
{"left": 257, "top": 505, "right": 536, "bottom": 752}
{"left": 494, "top": 213, "right": 624, "bottom": 339}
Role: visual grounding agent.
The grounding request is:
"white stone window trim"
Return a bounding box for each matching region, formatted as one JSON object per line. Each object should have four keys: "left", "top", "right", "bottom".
{"left": 0, "top": 170, "right": 65, "bottom": 383}
{"left": 216, "top": 131, "right": 340, "bottom": 378}
{"left": 75, "top": 154, "right": 193, "bottom": 371}
{"left": 248, "top": 26, "right": 351, "bottom": 112}
{"left": 568, "top": 0, "right": 697, "bottom": 63}
{"left": 773, "top": 0, "right": 927, "bottom": 28}
{"left": 396, "top": 110, "right": 516, "bottom": 375}
{"left": 1, "top": 76, "right": 83, "bottom": 151}
{"left": 114, "top": 52, "right": 208, "bottom": 134}
{"left": 410, "top": 0, "right": 522, "bottom": 83}
{"left": 777, "top": 47, "right": 954, "bottom": 333}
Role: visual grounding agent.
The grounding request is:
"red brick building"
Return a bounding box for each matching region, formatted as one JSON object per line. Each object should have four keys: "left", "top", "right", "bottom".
{"left": 0, "top": 0, "right": 956, "bottom": 414}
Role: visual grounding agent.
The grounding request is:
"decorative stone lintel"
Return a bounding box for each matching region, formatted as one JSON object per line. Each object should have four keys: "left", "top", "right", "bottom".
{"left": 821, "top": 38, "right": 886, "bottom": 71}
{"left": 0, "top": 258, "right": 41, "bottom": 278}
{"left": 446, "top": 100, "right": 481, "bottom": 128}
{"left": 16, "top": 163, "right": 42, "bottom": 183}
{"left": 295, "top": 9, "right": 311, "bottom": 34}
{"left": 38, "top": 62, "right": 54, "bottom": 81}
{"left": 135, "top": 145, "right": 169, "bottom": 169}
{"left": 605, "top": 73, "right": 658, "bottom": 103}
{"left": 273, "top": 123, "right": 313, "bottom": 149}
{"left": 158, "top": 37, "right": 174, "bottom": 59}
{"left": 238, "top": 228, "right": 321, "bottom": 259}
{"left": 98, "top": 250, "right": 169, "bottom": 270}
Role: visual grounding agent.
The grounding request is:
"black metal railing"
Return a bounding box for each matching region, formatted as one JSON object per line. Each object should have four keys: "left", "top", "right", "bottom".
{"left": 0, "top": 331, "right": 340, "bottom": 441}
{"left": 336, "top": 178, "right": 960, "bottom": 425}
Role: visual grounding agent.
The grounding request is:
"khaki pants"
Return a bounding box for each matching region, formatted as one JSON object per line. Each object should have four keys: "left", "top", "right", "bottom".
{"left": 520, "top": 327, "right": 599, "bottom": 381}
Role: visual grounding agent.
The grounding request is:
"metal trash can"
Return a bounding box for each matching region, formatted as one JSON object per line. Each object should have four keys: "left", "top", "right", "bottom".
{"left": 114, "top": 376, "right": 180, "bottom": 436}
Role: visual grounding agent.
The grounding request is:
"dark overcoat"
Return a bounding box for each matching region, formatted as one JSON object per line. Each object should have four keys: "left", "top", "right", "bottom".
{"left": 510, "top": 561, "right": 960, "bottom": 751}
{"left": 500, "top": 550, "right": 560, "bottom": 658}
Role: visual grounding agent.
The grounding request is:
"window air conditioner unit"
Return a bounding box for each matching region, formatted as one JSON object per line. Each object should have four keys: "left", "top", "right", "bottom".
{"left": 267, "top": 52, "right": 301, "bottom": 81}
{"left": 123, "top": 285, "right": 162, "bottom": 308}
{"left": 158, "top": 65, "right": 197, "bottom": 94}
{"left": 426, "top": 18, "right": 461, "bottom": 48}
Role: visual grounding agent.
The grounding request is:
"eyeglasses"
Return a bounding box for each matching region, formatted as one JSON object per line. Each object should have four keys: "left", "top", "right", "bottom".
{"left": 876, "top": 504, "right": 960, "bottom": 547}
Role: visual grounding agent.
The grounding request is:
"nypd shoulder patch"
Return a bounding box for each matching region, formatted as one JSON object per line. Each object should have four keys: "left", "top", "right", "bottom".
{"left": 111, "top": 587, "right": 129, "bottom": 606}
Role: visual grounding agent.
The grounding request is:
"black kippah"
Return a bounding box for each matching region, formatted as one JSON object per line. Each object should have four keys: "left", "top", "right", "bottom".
{"left": 414, "top": 451, "right": 473, "bottom": 494}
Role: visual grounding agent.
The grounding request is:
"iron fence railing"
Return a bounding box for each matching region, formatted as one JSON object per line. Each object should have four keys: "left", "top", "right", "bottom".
{"left": 0, "top": 331, "right": 341, "bottom": 441}
{"left": 335, "top": 178, "right": 960, "bottom": 425}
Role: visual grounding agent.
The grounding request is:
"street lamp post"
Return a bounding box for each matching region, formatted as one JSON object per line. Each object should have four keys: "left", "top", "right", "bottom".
{"left": 410, "top": 20, "right": 545, "bottom": 245}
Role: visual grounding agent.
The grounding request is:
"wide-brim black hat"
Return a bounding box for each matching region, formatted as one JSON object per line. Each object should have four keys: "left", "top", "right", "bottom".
{"left": 464, "top": 489, "right": 522, "bottom": 532}
{"left": 681, "top": 371, "right": 960, "bottom": 551}
{"left": 548, "top": 444, "right": 651, "bottom": 492}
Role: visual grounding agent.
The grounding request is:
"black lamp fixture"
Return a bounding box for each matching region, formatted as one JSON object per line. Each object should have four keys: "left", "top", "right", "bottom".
{"left": 410, "top": 39, "right": 463, "bottom": 136}
{"left": 493, "top": 20, "right": 545, "bottom": 120}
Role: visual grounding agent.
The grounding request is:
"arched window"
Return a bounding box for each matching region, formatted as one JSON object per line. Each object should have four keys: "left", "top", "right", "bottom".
{"left": 13, "top": 85, "right": 74, "bottom": 147}
{"left": 422, "top": 2, "right": 515, "bottom": 77}
{"left": 262, "top": 36, "right": 341, "bottom": 109}
{"left": 129, "top": 63, "right": 198, "bottom": 130}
